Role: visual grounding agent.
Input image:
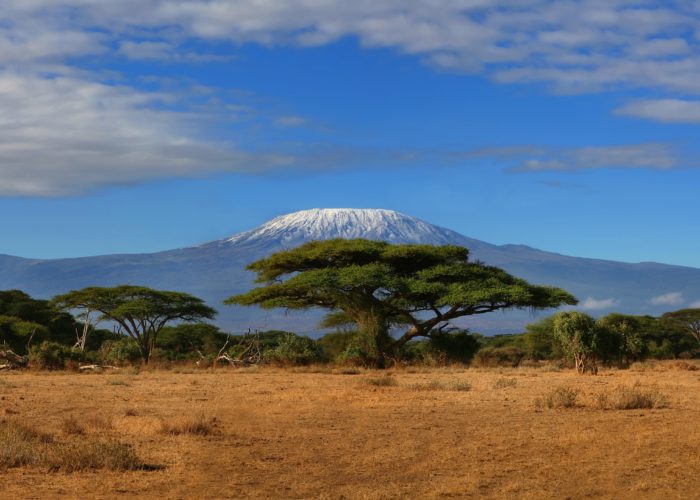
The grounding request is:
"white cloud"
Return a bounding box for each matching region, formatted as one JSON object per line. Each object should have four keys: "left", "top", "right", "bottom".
{"left": 650, "top": 292, "right": 685, "bottom": 306}
{"left": 615, "top": 99, "right": 700, "bottom": 124}
{"left": 511, "top": 143, "right": 678, "bottom": 172}
{"left": 580, "top": 297, "right": 618, "bottom": 310}
{"left": 4, "top": 1, "right": 700, "bottom": 195}
{"left": 689, "top": 299, "right": 700, "bottom": 308}
{"left": 4, "top": 1, "right": 700, "bottom": 93}
{"left": 0, "top": 72, "right": 300, "bottom": 196}
{"left": 274, "top": 115, "right": 307, "bottom": 127}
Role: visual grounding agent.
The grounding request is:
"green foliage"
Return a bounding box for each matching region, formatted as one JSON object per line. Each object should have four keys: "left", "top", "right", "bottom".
{"left": 262, "top": 333, "right": 324, "bottom": 366}
{"left": 227, "top": 239, "right": 577, "bottom": 365}
{"left": 472, "top": 346, "right": 525, "bottom": 367}
{"left": 523, "top": 316, "right": 562, "bottom": 360}
{"left": 596, "top": 314, "right": 647, "bottom": 365}
{"left": 28, "top": 341, "right": 84, "bottom": 370}
{"left": 0, "top": 315, "right": 50, "bottom": 354}
{"left": 156, "top": 323, "right": 227, "bottom": 360}
{"left": 317, "top": 330, "right": 359, "bottom": 360}
{"left": 400, "top": 332, "right": 480, "bottom": 366}
{"left": 101, "top": 337, "right": 142, "bottom": 365}
{"left": 552, "top": 311, "right": 600, "bottom": 373}
{"left": 660, "top": 309, "right": 700, "bottom": 348}
{"left": 52, "top": 285, "right": 217, "bottom": 364}
{"left": 0, "top": 290, "right": 77, "bottom": 349}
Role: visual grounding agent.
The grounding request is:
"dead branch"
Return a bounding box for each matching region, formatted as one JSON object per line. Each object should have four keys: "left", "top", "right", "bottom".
{"left": 78, "top": 364, "right": 119, "bottom": 371}
{"left": 0, "top": 343, "right": 28, "bottom": 369}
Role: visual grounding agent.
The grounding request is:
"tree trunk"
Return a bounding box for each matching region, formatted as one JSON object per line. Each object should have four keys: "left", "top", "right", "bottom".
{"left": 353, "top": 313, "right": 392, "bottom": 368}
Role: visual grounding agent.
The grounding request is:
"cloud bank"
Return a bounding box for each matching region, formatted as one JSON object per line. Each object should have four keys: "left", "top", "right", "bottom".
{"left": 3, "top": 1, "right": 700, "bottom": 195}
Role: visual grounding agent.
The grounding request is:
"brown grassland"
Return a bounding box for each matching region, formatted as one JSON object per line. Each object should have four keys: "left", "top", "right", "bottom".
{"left": 1, "top": 361, "right": 700, "bottom": 499}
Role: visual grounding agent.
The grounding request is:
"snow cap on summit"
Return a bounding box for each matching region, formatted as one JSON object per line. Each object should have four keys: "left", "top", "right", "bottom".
{"left": 226, "top": 208, "right": 462, "bottom": 247}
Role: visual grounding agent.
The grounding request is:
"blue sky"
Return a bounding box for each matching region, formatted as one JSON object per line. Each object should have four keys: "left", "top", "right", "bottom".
{"left": 2, "top": 1, "right": 700, "bottom": 266}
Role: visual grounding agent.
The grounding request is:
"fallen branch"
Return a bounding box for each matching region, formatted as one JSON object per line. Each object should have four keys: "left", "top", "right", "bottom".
{"left": 0, "top": 345, "right": 28, "bottom": 369}
{"left": 78, "top": 364, "right": 119, "bottom": 371}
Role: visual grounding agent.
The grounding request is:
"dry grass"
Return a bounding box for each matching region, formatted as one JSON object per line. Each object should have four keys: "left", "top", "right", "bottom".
{"left": 160, "top": 415, "right": 217, "bottom": 436}
{"left": 0, "top": 363, "right": 697, "bottom": 498}
{"left": 0, "top": 420, "right": 143, "bottom": 471}
{"left": 362, "top": 375, "right": 398, "bottom": 387}
{"left": 493, "top": 377, "right": 518, "bottom": 389}
{"left": 596, "top": 384, "right": 669, "bottom": 410}
{"left": 535, "top": 386, "right": 579, "bottom": 409}
{"left": 410, "top": 379, "right": 472, "bottom": 392}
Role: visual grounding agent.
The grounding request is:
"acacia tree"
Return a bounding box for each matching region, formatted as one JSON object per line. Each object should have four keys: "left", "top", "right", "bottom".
{"left": 52, "top": 286, "right": 217, "bottom": 364}
{"left": 660, "top": 309, "right": 700, "bottom": 348}
{"left": 552, "top": 311, "right": 599, "bottom": 374}
{"left": 226, "top": 239, "right": 577, "bottom": 365}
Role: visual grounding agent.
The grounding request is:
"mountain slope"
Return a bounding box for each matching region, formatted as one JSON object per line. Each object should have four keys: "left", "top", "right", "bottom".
{"left": 1, "top": 208, "right": 699, "bottom": 333}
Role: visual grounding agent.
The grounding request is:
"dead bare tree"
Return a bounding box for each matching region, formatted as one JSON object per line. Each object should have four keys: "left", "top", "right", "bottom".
{"left": 203, "top": 329, "right": 263, "bottom": 367}
{"left": 74, "top": 308, "right": 95, "bottom": 351}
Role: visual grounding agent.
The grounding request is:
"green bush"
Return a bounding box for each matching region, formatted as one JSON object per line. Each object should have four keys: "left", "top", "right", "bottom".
{"left": 263, "top": 333, "right": 324, "bottom": 366}
{"left": 472, "top": 346, "right": 525, "bottom": 368}
{"left": 100, "top": 337, "right": 142, "bottom": 365}
{"left": 317, "top": 331, "right": 359, "bottom": 360}
{"left": 28, "top": 341, "right": 84, "bottom": 370}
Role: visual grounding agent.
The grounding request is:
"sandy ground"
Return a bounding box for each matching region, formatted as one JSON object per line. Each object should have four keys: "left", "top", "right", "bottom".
{"left": 1, "top": 363, "right": 700, "bottom": 499}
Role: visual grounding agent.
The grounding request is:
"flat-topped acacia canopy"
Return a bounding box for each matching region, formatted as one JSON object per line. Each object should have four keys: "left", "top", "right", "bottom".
{"left": 226, "top": 239, "right": 577, "bottom": 364}
{"left": 52, "top": 285, "right": 216, "bottom": 364}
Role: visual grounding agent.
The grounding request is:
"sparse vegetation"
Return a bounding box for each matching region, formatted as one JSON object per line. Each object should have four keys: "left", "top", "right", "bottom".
{"left": 0, "top": 420, "right": 144, "bottom": 471}
{"left": 363, "top": 375, "right": 398, "bottom": 387}
{"left": 536, "top": 386, "right": 579, "bottom": 409}
{"left": 596, "top": 384, "right": 669, "bottom": 410}
{"left": 493, "top": 377, "right": 518, "bottom": 389}
{"left": 160, "top": 415, "right": 217, "bottom": 436}
{"left": 410, "top": 379, "right": 472, "bottom": 392}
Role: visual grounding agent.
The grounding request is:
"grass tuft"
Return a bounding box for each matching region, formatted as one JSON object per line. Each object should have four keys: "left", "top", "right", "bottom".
{"left": 596, "top": 385, "right": 669, "bottom": 410}
{"left": 0, "top": 420, "right": 144, "bottom": 471}
{"left": 493, "top": 378, "right": 518, "bottom": 389}
{"left": 362, "top": 376, "right": 398, "bottom": 387}
{"left": 160, "top": 415, "right": 217, "bottom": 436}
{"left": 410, "top": 380, "right": 471, "bottom": 392}
{"left": 536, "top": 386, "right": 579, "bottom": 409}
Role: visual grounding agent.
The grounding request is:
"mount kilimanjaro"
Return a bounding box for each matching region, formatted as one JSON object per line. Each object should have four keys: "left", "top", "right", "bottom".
{"left": 2, "top": 208, "right": 699, "bottom": 334}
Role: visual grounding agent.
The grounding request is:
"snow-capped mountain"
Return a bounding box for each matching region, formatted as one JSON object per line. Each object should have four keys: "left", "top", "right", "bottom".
{"left": 224, "top": 208, "right": 465, "bottom": 247}
{"left": 2, "top": 208, "right": 700, "bottom": 334}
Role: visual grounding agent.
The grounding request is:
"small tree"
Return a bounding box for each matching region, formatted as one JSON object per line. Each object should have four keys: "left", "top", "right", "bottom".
{"left": 552, "top": 311, "right": 599, "bottom": 374}
{"left": 596, "top": 313, "right": 646, "bottom": 365}
{"left": 227, "top": 239, "right": 577, "bottom": 366}
{"left": 52, "top": 286, "right": 217, "bottom": 364}
{"left": 660, "top": 309, "right": 700, "bottom": 348}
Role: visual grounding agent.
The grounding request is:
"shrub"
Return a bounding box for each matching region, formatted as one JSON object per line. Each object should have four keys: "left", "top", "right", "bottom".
{"left": 362, "top": 376, "right": 398, "bottom": 387}
{"left": 317, "top": 331, "right": 359, "bottom": 360}
{"left": 493, "top": 377, "right": 518, "bottom": 389}
{"left": 536, "top": 386, "right": 579, "bottom": 409}
{"left": 404, "top": 331, "right": 481, "bottom": 366}
{"left": 101, "top": 337, "right": 142, "bottom": 365}
{"left": 596, "top": 385, "right": 669, "bottom": 410}
{"left": 410, "top": 379, "right": 472, "bottom": 392}
{"left": 28, "top": 341, "right": 84, "bottom": 370}
{"left": 263, "top": 333, "right": 324, "bottom": 366}
{"left": 160, "top": 415, "right": 217, "bottom": 436}
{"left": 473, "top": 346, "right": 525, "bottom": 368}
{"left": 671, "top": 360, "right": 699, "bottom": 371}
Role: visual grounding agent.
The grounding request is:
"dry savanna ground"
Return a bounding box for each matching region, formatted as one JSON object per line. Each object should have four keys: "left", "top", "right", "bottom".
{"left": 1, "top": 361, "right": 700, "bottom": 499}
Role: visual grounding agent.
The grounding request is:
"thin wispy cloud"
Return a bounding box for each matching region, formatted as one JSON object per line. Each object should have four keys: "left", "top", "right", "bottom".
{"left": 650, "top": 291, "right": 685, "bottom": 306}
{"left": 616, "top": 99, "right": 700, "bottom": 124}
{"left": 580, "top": 297, "right": 618, "bottom": 310}
{"left": 512, "top": 144, "right": 679, "bottom": 172}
